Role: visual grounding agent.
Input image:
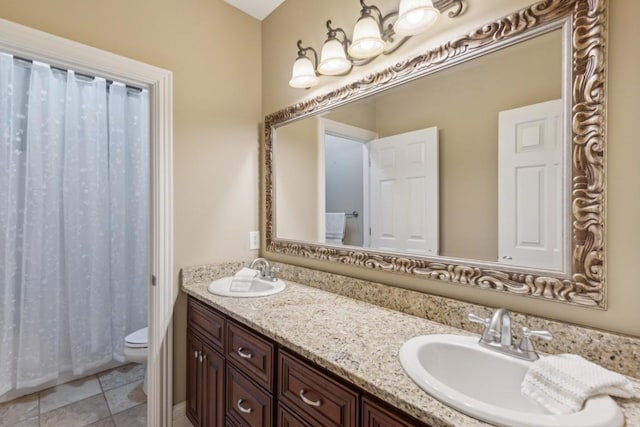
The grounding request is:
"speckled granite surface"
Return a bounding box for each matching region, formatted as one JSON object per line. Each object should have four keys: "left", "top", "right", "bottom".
{"left": 182, "top": 262, "right": 640, "bottom": 379}
{"left": 181, "top": 263, "right": 640, "bottom": 427}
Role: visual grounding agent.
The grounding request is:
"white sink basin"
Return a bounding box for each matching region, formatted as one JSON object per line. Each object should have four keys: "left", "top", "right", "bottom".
{"left": 399, "top": 334, "right": 623, "bottom": 427}
{"left": 207, "top": 276, "right": 286, "bottom": 298}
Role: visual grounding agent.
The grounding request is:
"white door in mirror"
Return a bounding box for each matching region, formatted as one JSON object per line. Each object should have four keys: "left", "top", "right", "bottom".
{"left": 369, "top": 126, "right": 439, "bottom": 255}
{"left": 399, "top": 334, "right": 624, "bottom": 427}
{"left": 498, "top": 99, "right": 563, "bottom": 271}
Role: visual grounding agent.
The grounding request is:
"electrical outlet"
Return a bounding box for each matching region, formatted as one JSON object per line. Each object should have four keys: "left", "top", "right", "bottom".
{"left": 249, "top": 231, "right": 260, "bottom": 250}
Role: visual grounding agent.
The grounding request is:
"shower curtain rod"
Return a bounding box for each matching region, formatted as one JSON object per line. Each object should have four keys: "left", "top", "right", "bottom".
{"left": 12, "top": 55, "right": 144, "bottom": 92}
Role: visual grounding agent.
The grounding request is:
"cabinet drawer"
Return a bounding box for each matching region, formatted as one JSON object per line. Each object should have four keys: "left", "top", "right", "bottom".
{"left": 226, "top": 320, "right": 274, "bottom": 391}
{"left": 226, "top": 365, "right": 273, "bottom": 427}
{"left": 278, "top": 350, "right": 358, "bottom": 427}
{"left": 277, "top": 404, "right": 311, "bottom": 427}
{"left": 188, "top": 297, "right": 225, "bottom": 352}
{"left": 362, "top": 396, "right": 429, "bottom": 427}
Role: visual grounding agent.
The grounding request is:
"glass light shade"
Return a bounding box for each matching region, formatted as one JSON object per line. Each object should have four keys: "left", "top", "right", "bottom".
{"left": 348, "top": 15, "right": 385, "bottom": 59}
{"left": 289, "top": 56, "right": 319, "bottom": 88}
{"left": 318, "top": 38, "right": 352, "bottom": 75}
{"left": 394, "top": 0, "right": 440, "bottom": 36}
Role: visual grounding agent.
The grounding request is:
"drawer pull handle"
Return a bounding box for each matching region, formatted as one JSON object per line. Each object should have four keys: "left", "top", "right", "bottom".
{"left": 299, "top": 389, "right": 322, "bottom": 407}
{"left": 194, "top": 350, "right": 198, "bottom": 360}
{"left": 237, "top": 347, "right": 253, "bottom": 359}
{"left": 237, "top": 399, "right": 253, "bottom": 414}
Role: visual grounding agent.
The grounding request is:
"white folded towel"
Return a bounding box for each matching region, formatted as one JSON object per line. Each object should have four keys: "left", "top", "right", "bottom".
{"left": 521, "top": 353, "right": 635, "bottom": 415}
{"left": 325, "top": 212, "right": 346, "bottom": 244}
{"left": 229, "top": 267, "right": 259, "bottom": 292}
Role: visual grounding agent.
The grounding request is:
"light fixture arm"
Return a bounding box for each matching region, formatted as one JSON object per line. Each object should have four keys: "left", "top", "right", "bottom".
{"left": 436, "top": 0, "right": 464, "bottom": 18}
{"left": 296, "top": 40, "right": 319, "bottom": 70}
{"left": 325, "top": 20, "right": 351, "bottom": 50}
{"left": 357, "top": 0, "right": 409, "bottom": 55}
{"left": 359, "top": 0, "right": 384, "bottom": 24}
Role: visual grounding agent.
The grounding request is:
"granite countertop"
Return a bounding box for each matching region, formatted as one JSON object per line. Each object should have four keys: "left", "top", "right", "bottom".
{"left": 182, "top": 279, "right": 640, "bottom": 427}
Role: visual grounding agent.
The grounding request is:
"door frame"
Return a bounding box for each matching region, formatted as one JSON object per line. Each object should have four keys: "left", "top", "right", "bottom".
{"left": 0, "top": 19, "right": 175, "bottom": 426}
{"left": 317, "top": 118, "right": 377, "bottom": 246}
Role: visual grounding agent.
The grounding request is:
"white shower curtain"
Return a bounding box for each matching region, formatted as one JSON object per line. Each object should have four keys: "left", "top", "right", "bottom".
{"left": 0, "top": 53, "right": 149, "bottom": 396}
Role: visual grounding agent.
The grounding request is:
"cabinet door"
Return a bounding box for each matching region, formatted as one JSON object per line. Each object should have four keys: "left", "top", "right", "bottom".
{"left": 362, "top": 396, "right": 430, "bottom": 427}
{"left": 187, "top": 332, "right": 203, "bottom": 426}
{"left": 277, "top": 404, "right": 311, "bottom": 427}
{"left": 203, "top": 343, "right": 225, "bottom": 427}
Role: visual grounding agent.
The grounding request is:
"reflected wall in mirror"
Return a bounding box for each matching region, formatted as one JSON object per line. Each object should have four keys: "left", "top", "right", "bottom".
{"left": 265, "top": 0, "right": 607, "bottom": 308}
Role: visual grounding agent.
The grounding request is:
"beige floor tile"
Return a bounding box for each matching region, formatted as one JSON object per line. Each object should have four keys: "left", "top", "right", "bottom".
{"left": 40, "top": 394, "right": 110, "bottom": 427}
{"left": 6, "top": 416, "right": 39, "bottom": 427}
{"left": 98, "top": 364, "right": 144, "bottom": 392}
{"left": 0, "top": 393, "right": 38, "bottom": 427}
{"left": 172, "top": 414, "right": 194, "bottom": 427}
{"left": 104, "top": 380, "right": 146, "bottom": 416}
{"left": 87, "top": 416, "right": 116, "bottom": 426}
{"left": 39, "top": 375, "right": 102, "bottom": 414}
{"left": 112, "top": 403, "right": 146, "bottom": 427}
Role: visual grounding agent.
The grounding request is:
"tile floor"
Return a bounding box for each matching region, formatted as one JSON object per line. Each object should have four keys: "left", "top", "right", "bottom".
{"left": 0, "top": 363, "right": 147, "bottom": 427}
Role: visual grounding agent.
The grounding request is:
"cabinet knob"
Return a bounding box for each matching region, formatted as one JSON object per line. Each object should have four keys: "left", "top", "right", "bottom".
{"left": 237, "top": 399, "right": 253, "bottom": 414}
{"left": 194, "top": 350, "right": 199, "bottom": 360}
{"left": 299, "top": 389, "right": 322, "bottom": 407}
{"left": 237, "top": 347, "right": 253, "bottom": 359}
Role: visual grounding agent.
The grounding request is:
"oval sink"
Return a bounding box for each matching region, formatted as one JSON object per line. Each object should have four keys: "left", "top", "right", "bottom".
{"left": 207, "top": 276, "right": 286, "bottom": 298}
{"left": 399, "top": 334, "right": 623, "bottom": 427}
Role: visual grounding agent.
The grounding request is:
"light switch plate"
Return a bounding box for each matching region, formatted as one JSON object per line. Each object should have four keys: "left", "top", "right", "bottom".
{"left": 249, "top": 231, "right": 260, "bottom": 250}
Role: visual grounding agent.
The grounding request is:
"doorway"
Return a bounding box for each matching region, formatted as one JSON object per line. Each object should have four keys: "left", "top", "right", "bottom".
{"left": 0, "top": 19, "right": 174, "bottom": 426}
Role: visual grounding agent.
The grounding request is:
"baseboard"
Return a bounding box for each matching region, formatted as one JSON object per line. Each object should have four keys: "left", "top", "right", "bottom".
{"left": 172, "top": 401, "right": 192, "bottom": 427}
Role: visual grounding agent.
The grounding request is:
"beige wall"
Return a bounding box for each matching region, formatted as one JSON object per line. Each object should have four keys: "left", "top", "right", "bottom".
{"left": 262, "top": 0, "right": 640, "bottom": 338}
{"left": 0, "top": 0, "right": 262, "bottom": 404}
{"left": 325, "top": 99, "right": 378, "bottom": 131}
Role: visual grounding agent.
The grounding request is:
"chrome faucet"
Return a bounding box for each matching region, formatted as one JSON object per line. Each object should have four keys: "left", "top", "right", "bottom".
{"left": 468, "top": 308, "right": 552, "bottom": 361}
{"left": 249, "top": 258, "right": 279, "bottom": 282}
{"left": 489, "top": 308, "right": 512, "bottom": 347}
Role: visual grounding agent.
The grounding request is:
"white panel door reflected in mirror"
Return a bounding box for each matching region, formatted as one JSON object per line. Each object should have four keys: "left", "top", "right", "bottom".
{"left": 498, "top": 99, "right": 563, "bottom": 271}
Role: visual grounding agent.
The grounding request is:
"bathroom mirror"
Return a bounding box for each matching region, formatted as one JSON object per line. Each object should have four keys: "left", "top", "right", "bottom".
{"left": 264, "top": 0, "right": 607, "bottom": 308}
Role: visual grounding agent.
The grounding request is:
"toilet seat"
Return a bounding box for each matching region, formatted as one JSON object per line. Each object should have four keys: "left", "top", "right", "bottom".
{"left": 125, "top": 327, "right": 148, "bottom": 348}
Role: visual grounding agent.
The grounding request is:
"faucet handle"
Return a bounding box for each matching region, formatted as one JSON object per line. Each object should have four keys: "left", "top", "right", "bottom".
{"left": 468, "top": 313, "right": 495, "bottom": 341}
{"left": 468, "top": 313, "right": 490, "bottom": 328}
{"left": 518, "top": 327, "right": 553, "bottom": 354}
{"left": 270, "top": 265, "right": 280, "bottom": 281}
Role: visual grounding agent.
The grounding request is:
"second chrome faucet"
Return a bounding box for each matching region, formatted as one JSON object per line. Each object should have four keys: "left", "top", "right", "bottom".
{"left": 249, "top": 257, "right": 280, "bottom": 282}
{"left": 468, "top": 308, "right": 552, "bottom": 361}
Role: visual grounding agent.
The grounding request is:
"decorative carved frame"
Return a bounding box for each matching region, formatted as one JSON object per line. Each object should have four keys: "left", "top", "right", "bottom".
{"left": 264, "top": 0, "right": 607, "bottom": 308}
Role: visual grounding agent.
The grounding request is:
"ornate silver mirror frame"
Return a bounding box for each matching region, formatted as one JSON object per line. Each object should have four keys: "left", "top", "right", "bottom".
{"left": 264, "top": 0, "right": 607, "bottom": 308}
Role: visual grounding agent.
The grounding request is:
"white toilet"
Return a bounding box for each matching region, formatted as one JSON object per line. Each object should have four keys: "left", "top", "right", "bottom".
{"left": 124, "top": 326, "right": 148, "bottom": 394}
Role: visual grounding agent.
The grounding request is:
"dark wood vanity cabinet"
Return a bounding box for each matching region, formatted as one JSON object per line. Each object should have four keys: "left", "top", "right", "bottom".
{"left": 187, "top": 296, "right": 430, "bottom": 427}
{"left": 187, "top": 297, "right": 226, "bottom": 427}
{"left": 187, "top": 331, "right": 225, "bottom": 427}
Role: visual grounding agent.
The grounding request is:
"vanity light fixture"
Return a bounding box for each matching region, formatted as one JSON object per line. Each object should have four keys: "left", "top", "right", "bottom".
{"left": 318, "top": 21, "right": 353, "bottom": 75}
{"left": 395, "top": 0, "right": 441, "bottom": 36}
{"left": 289, "top": 40, "right": 320, "bottom": 89}
{"left": 289, "top": 0, "right": 464, "bottom": 88}
{"left": 348, "top": 6, "right": 386, "bottom": 59}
